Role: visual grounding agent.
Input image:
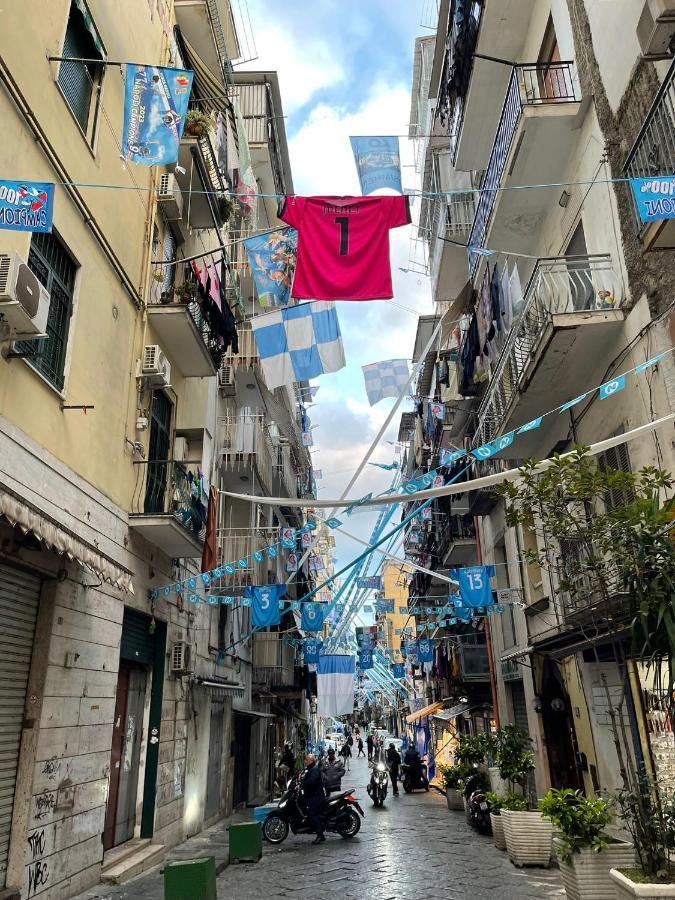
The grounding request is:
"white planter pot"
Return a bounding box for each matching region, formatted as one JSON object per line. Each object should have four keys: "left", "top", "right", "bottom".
{"left": 610, "top": 868, "right": 675, "bottom": 899}
{"left": 491, "top": 813, "right": 506, "bottom": 850}
{"left": 501, "top": 809, "right": 553, "bottom": 868}
{"left": 445, "top": 788, "right": 464, "bottom": 811}
{"left": 555, "top": 841, "right": 634, "bottom": 900}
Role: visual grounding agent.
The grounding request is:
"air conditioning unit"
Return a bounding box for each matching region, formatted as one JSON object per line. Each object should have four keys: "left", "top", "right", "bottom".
{"left": 173, "top": 436, "right": 189, "bottom": 462}
{"left": 218, "top": 364, "right": 235, "bottom": 395}
{"left": 637, "top": 0, "right": 675, "bottom": 56}
{"left": 0, "top": 253, "right": 51, "bottom": 341}
{"left": 171, "top": 641, "right": 193, "bottom": 675}
{"left": 157, "top": 173, "right": 184, "bottom": 221}
{"left": 142, "top": 344, "right": 171, "bottom": 386}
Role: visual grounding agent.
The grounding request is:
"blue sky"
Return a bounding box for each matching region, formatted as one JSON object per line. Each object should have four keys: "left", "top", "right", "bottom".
{"left": 242, "top": 0, "right": 434, "bottom": 571}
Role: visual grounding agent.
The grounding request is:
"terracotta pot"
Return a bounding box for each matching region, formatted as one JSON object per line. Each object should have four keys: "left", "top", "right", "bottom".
{"left": 610, "top": 868, "right": 675, "bottom": 899}
{"left": 554, "top": 840, "right": 634, "bottom": 900}
{"left": 445, "top": 787, "right": 464, "bottom": 811}
{"left": 491, "top": 813, "right": 506, "bottom": 850}
{"left": 501, "top": 809, "right": 553, "bottom": 867}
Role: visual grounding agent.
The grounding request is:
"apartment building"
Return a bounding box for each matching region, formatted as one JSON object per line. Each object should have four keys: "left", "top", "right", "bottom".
{"left": 408, "top": 0, "right": 675, "bottom": 798}
{"left": 0, "top": 2, "right": 312, "bottom": 897}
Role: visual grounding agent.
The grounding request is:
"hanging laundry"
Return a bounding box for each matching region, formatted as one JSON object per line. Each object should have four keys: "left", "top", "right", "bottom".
{"left": 490, "top": 263, "right": 503, "bottom": 333}
{"left": 233, "top": 100, "right": 257, "bottom": 224}
{"left": 509, "top": 263, "right": 526, "bottom": 320}
{"left": 246, "top": 584, "right": 287, "bottom": 628}
{"left": 501, "top": 264, "right": 512, "bottom": 331}
{"left": 278, "top": 194, "right": 411, "bottom": 300}
{"left": 449, "top": 565, "right": 496, "bottom": 608}
{"left": 218, "top": 261, "right": 239, "bottom": 354}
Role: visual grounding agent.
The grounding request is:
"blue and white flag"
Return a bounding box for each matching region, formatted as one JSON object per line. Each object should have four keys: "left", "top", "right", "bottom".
{"left": 251, "top": 301, "right": 346, "bottom": 389}
{"left": 440, "top": 448, "right": 466, "bottom": 466}
{"left": 0, "top": 180, "right": 54, "bottom": 233}
{"left": 358, "top": 649, "right": 374, "bottom": 670}
{"left": 362, "top": 359, "right": 410, "bottom": 406}
{"left": 349, "top": 136, "right": 402, "bottom": 195}
{"left": 357, "top": 576, "right": 382, "bottom": 590}
{"left": 243, "top": 227, "right": 297, "bottom": 307}
{"left": 301, "top": 602, "right": 325, "bottom": 633}
{"left": 303, "top": 638, "right": 323, "bottom": 665}
{"left": 246, "top": 584, "right": 286, "bottom": 628}
{"left": 418, "top": 639, "right": 434, "bottom": 663}
{"left": 630, "top": 176, "right": 675, "bottom": 222}
{"left": 317, "top": 655, "right": 356, "bottom": 717}
{"left": 599, "top": 375, "right": 626, "bottom": 399}
{"left": 122, "top": 65, "right": 193, "bottom": 166}
{"left": 392, "top": 663, "right": 405, "bottom": 679}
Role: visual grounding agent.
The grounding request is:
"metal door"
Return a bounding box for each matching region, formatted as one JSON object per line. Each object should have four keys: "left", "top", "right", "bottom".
{"left": 204, "top": 701, "right": 224, "bottom": 820}
{"left": 232, "top": 714, "right": 251, "bottom": 807}
{"left": 0, "top": 563, "right": 40, "bottom": 887}
{"left": 104, "top": 662, "right": 147, "bottom": 848}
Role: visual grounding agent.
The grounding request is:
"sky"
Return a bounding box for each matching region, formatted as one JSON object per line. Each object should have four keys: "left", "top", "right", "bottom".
{"left": 241, "top": 0, "right": 436, "bottom": 573}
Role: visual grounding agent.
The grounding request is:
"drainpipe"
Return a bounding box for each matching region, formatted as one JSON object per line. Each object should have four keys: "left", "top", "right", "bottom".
{"left": 474, "top": 516, "right": 500, "bottom": 728}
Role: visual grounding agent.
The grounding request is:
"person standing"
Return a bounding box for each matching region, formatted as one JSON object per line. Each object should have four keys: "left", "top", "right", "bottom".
{"left": 341, "top": 738, "right": 352, "bottom": 772}
{"left": 301, "top": 754, "right": 327, "bottom": 845}
{"left": 366, "top": 733, "right": 374, "bottom": 761}
{"left": 386, "top": 743, "right": 401, "bottom": 796}
{"left": 357, "top": 737, "right": 365, "bottom": 757}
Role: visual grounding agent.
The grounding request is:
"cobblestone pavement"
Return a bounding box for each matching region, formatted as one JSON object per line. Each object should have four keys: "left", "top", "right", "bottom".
{"left": 76, "top": 756, "right": 563, "bottom": 900}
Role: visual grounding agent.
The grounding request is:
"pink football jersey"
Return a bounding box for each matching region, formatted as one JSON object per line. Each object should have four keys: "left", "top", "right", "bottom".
{"left": 278, "top": 195, "right": 411, "bottom": 301}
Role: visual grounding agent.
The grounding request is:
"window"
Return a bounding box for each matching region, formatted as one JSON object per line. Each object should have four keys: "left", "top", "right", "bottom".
{"left": 599, "top": 438, "right": 634, "bottom": 510}
{"left": 16, "top": 232, "right": 77, "bottom": 390}
{"left": 57, "top": 0, "right": 105, "bottom": 141}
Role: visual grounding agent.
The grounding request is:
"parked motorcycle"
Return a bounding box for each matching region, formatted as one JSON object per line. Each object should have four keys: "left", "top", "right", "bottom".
{"left": 263, "top": 774, "right": 364, "bottom": 844}
{"left": 401, "top": 760, "right": 429, "bottom": 793}
{"left": 463, "top": 768, "right": 491, "bottom": 835}
{"left": 367, "top": 761, "right": 389, "bottom": 807}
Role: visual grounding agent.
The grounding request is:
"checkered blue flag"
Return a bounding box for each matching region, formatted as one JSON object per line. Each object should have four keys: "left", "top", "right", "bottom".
{"left": 251, "top": 301, "right": 346, "bottom": 389}
{"left": 362, "top": 358, "right": 410, "bottom": 405}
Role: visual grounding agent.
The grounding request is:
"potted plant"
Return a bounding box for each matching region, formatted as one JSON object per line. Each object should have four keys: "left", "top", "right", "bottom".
{"left": 175, "top": 281, "right": 197, "bottom": 304}
{"left": 438, "top": 763, "right": 471, "bottom": 811}
{"left": 217, "top": 194, "right": 236, "bottom": 224}
{"left": 539, "top": 789, "right": 634, "bottom": 899}
{"left": 494, "top": 725, "right": 553, "bottom": 867}
{"left": 184, "top": 109, "right": 212, "bottom": 138}
{"left": 487, "top": 793, "right": 527, "bottom": 850}
{"left": 609, "top": 775, "right": 675, "bottom": 898}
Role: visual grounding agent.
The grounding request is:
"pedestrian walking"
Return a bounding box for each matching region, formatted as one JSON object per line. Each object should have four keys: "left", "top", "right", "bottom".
{"left": 321, "top": 748, "right": 345, "bottom": 793}
{"left": 340, "top": 739, "right": 352, "bottom": 771}
{"left": 357, "top": 737, "right": 365, "bottom": 757}
{"left": 386, "top": 743, "right": 401, "bottom": 796}
{"left": 366, "top": 734, "right": 374, "bottom": 761}
{"left": 301, "top": 753, "right": 327, "bottom": 845}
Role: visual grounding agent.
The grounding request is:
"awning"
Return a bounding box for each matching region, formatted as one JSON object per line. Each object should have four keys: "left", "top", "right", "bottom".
{"left": 236, "top": 708, "right": 276, "bottom": 719}
{"left": 406, "top": 701, "right": 442, "bottom": 724}
{"left": 501, "top": 646, "right": 533, "bottom": 664}
{"left": 194, "top": 676, "right": 245, "bottom": 698}
{"left": 0, "top": 486, "right": 133, "bottom": 592}
{"left": 433, "top": 703, "right": 471, "bottom": 722}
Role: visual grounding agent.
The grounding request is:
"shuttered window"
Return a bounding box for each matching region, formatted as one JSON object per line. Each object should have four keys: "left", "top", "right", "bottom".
{"left": 57, "top": 1, "right": 105, "bottom": 140}
{"left": 599, "top": 438, "right": 634, "bottom": 510}
{"left": 16, "top": 233, "right": 76, "bottom": 390}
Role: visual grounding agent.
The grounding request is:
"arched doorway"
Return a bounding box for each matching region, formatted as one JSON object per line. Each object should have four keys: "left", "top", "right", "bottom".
{"left": 540, "top": 658, "right": 584, "bottom": 791}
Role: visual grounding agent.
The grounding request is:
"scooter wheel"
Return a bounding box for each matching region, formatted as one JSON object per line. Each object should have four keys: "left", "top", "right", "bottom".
{"left": 424, "top": 782, "right": 429, "bottom": 792}
{"left": 263, "top": 814, "right": 289, "bottom": 843}
{"left": 403, "top": 782, "right": 412, "bottom": 794}
{"left": 337, "top": 809, "right": 361, "bottom": 838}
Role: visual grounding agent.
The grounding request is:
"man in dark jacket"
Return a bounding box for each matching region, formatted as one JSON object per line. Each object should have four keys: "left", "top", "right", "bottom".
{"left": 386, "top": 743, "right": 401, "bottom": 796}
{"left": 366, "top": 734, "right": 374, "bottom": 761}
{"left": 321, "top": 749, "right": 345, "bottom": 793}
{"left": 301, "top": 754, "right": 326, "bottom": 844}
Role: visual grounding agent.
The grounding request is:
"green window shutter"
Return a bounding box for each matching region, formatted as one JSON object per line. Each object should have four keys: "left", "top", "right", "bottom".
{"left": 57, "top": 1, "right": 104, "bottom": 134}
{"left": 120, "top": 608, "right": 156, "bottom": 665}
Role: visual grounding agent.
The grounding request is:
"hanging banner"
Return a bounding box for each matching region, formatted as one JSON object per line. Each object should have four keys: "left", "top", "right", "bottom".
{"left": 317, "top": 655, "right": 355, "bottom": 717}
{"left": 349, "top": 136, "right": 402, "bottom": 195}
{"left": 630, "top": 176, "right": 675, "bottom": 222}
{"left": 430, "top": 402, "right": 445, "bottom": 421}
{"left": 122, "top": 65, "right": 193, "bottom": 165}
{"left": 303, "top": 638, "right": 323, "bottom": 664}
{"left": 247, "top": 584, "right": 286, "bottom": 628}
{"left": 0, "top": 181, "right": 54, "bottom": 233}
{"left": 356, "top": 625, "right": 378, "bottom": 647}
{"left": 418, "top": 639, "right": 434, "bottom": 663}
{"left": 357, "top": 576, "right": 382, "bottom": 590}
{"left": 358, "top": 649, "right": 374, "bottom": 670}
{"left": 392, "top": 663, "right": 405, "bottom": 679}
{"left": 404, "top": 639, "right": 419, "bottom": 665}
{"left": 242, "top": 227, "right": 297, "bottom": 307}
{"left": 285, "top": 552, "right": 299, "bottom": 573}
{"left": 301, "top": 602, "right": 325, "bottom": 633}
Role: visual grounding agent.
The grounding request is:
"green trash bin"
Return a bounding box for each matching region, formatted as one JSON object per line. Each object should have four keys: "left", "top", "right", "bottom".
{"left": 164, "top": 856, "right": 216, "bottom": 900}
{"left": 228, "top": 821, "right": 262, "bottom": 862}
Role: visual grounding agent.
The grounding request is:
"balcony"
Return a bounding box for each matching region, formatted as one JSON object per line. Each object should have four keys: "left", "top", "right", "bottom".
{"left": 457, "top": 636, "right": 490, "bottom": 682}
{"left": 623, "top": 59, "right": 675, "bottom": 251}
{"left": 216, "top": 526, "right": 280, "bottom": 585}
{"left": 176, "top": 128, "right": 230, "bottom": 231}
{"left": 467, "top": 63, "right": 581, "bottom": 278}
{"left": 147, "top": 295, "right": 223, "bottom": 377}
{"left": 274, "top": 441, "right": 300, "bottom": 499}
{"left": 220, "top": 414, "right": 274, "bottom": 495}
{"left": 129, "top": 461, "right": 206, "bottom": 558}
{"left": 437, "top": 514, "right": 476, "bottom": 567}
{"left": 174, "top": 0, "right": 238, "bottom": 84}
{"left": 252, "top": 633, "right": 299, "bottom": 690}
{"left": 472, "top": 254, "right": 625, "bottom": 454}
{"left": 429, "top": 194, "right": 479, "bottom": 301}
{"left": 554, "top": 539, "right": 629, "bottom": 630}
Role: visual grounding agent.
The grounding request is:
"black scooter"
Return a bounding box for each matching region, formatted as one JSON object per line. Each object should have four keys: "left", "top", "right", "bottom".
{"left": 401, "top": 760, "right": 429, "bottom": 793}
{"left": 367, "top": 761, "right": 389, "bottom": 807}
{"left": 263, "top": 774, "right": 364, "bottom": 844}
{"left": 463, "top": 768, "right": 491, "bottom": 835}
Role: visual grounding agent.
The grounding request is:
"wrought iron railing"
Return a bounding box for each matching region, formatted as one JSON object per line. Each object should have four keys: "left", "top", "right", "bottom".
{"left": 252, "top": 633, "right": 297, "bottom": 687}
{"left": 472, "top": 254, "right": 624, "bottom": 447}
{"left": 221, "top": 323, "right": 259, "bottom": 368}
{"left": 554, "top": 538, "right": 627, "bottom": 622}
{"left": 623, "top": 59, "right": 675, "bottom": 231}
{"left": 430, "top": 193, "right": 479, "bottom": 295}
{"left": 274, "top": 442, "right": 299, "bottom": 498}
{"left": 219, "top": 414, "right": 274, "bottom": 493}
{"left": 131, "top": 460, "right": 207, "bottom": 540}
{"left": 216, "top": 526, "right": 280, "bottom": 585}
{"left": 436, "top": 513, "right": 476, "bottom": 556}
{"left": 467, "top": 62, "right": 579, "bottom": 278}
{"left": 148, "top": 284, "right": 226, "bottom": 370}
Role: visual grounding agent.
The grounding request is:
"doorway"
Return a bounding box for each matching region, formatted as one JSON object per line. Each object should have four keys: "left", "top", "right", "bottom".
{"left": 540, "top": 659, "right": 584, "bottom": 791}
{"left": 232, "top": 713, "right": 251, "bottom": 807}
{"left": 144, "top": 390, "right": 173, "bottom": 514}
{"left": 104, "top": 661, "right": 147, "bottom": 849}
{"left": 205, "top": 701, "right": 225, "bottom": 820}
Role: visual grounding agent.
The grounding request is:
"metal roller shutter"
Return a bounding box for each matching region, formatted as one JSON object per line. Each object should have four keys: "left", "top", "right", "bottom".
{"left": 0, "top": 562, "right": 40, "bottom": 887}
{"left": 120, "top": 608, "right": 154, "bottom": 666}
{"left": 510, "top": 681, "right": 530, "bottom": 734}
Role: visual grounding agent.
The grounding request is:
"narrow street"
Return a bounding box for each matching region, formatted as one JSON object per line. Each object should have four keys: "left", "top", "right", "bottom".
{"left": 77, "top": 756, "right": 563, "bottom": 900}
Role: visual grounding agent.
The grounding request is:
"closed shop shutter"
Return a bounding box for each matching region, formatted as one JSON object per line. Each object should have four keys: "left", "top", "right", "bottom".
{"left": 0, "top": 562, "right": 41, "bottom": 886}
{"left": 120, "top": 608, "right": 154, "bottom": 666}
{"left": 511, "top": 681, "right": 529, "bottom": 734}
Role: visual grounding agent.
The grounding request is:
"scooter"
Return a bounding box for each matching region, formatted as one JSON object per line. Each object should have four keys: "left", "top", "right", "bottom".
{"left": 463, "top": 768, "right": 492, "bottom": 835}
{"left": 401, "top": 760, "right": 429, "bottom": 793}
{"left": 263, "top": 773, "right": 364, "bottom": 844}
{"left": 367, "top": 761, "right": 389, "bottom": 807}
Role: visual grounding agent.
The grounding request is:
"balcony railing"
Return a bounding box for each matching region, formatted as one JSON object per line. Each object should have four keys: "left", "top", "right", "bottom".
{"left": 131, "top": 460, "right": 207, "bottom": 538}
{"left": 275, "top": 442, "right": 299, "bottom": 498}
{"left": 467, "top": 62, "right": 579, "bottom": 278}
{"left": 430, "top": 193, "right": 479, "bottom": 293}
{"left": 221, "top": 322, "right": 259, "bottom": 369}
{"left": 216, "top": 526, "right": 280, "bottom": 585}
{"left": 623, "top": 59, "right": 675, "bottom": 231}
{"left": 220, "top": 414, "right": 274, "bottom": 493}
{"left": 555, "top": 539, "right": 627, "bottom": 624}
{"left": 473, "top": 254, "right": 625, "bottom": 447}
{"left": 149, "top": 293, "right": 225, "bottom": 370}
{"left": 252, "top": 633, "right": 298, "bottom": 688}
{"left": 436, "top": 513, "right": 475, "bottom": 553}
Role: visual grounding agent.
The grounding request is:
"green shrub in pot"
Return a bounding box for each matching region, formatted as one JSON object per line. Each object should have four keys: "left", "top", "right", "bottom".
{"left": 487, "top": 792, "right": 527, "bottom": 816}
{"left": 538, "top": 789, "right": 613, "bottom": 864}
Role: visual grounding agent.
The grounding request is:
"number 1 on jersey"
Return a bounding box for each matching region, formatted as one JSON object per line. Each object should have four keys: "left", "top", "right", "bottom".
{"left": 334, "top": 216, "right": 349, "bottom": 256}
